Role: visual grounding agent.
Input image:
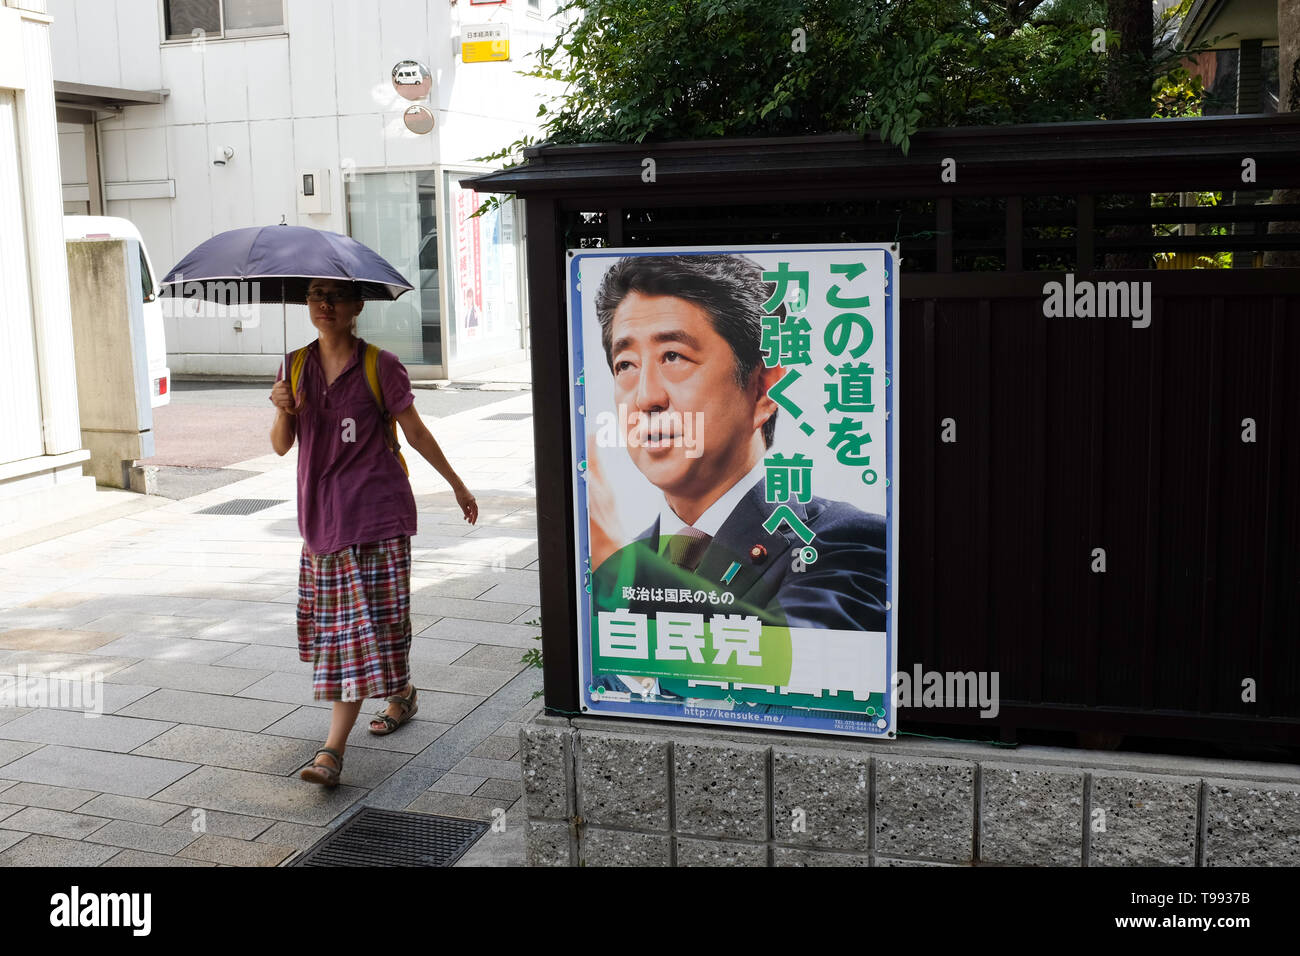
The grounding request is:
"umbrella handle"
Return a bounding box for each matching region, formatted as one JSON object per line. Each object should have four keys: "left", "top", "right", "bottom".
{"left": 281, "top": 279, "right": 288, "bottom": 398}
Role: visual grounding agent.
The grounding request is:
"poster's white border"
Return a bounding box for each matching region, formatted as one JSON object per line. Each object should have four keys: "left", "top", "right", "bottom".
{"left": 563, "top": 242, "right": 899, "bottom": 740}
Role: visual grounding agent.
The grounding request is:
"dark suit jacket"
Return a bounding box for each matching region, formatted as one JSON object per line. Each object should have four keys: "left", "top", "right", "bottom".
{"left": 589, "top": 478, "right": 887, "bottom": 704}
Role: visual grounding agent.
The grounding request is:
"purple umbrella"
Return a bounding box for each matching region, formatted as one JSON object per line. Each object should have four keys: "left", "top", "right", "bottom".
{"left": 159, "top": 224, "right": 413, "bottom": 370}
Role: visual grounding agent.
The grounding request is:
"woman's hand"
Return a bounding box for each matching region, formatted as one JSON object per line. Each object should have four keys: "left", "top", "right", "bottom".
{"left": 454, "top": 482, "right": 478, "bottom": 525}
{"left": 270, "top": 379, "right": 299, "bottom": 415}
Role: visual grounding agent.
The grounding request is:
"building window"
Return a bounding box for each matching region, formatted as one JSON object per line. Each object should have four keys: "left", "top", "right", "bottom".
{"left": 163, "top": 0, "right": 283, "bottom": 41}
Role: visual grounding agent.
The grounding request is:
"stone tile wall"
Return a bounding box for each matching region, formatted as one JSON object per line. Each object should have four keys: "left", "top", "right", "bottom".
{"left": 519, "top": 715, "right": 1300, "bottom": 867}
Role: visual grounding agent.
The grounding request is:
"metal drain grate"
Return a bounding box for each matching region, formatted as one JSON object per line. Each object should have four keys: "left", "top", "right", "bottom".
{"left": 195, "top": 498, "right": 287, "bottom": 516}
{"left": 483, "top": 412, "right": 532, "bottom": 421}
{"left": 292, "top": 808, "right": 488, "bottom": 867}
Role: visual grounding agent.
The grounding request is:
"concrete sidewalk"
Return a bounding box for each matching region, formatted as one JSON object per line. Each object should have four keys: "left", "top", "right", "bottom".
{"left": 0, "top": 391, "right": 542, "bottom": 867}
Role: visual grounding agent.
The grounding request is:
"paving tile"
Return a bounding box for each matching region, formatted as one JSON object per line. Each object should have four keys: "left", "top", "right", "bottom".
{"left": 410, "top": 637, "right": 475, "bottom": 665}
{"left": 0, "top": 649, "right": 136, "bottom": 680}
{"left": 408, "top": 672, "right": 540, "bottom": 771}
{"left": 154, "top": 766, "right": 364, "bottom": 826}
{"left": 213, "top": 644, "right": 304, "bottom": 672}
{"left": 185, "top": 599, "right": 296, "bottom": 624}
{"left": 470, "top": 736, "right": 520, "bottom": 762}
{"left": 2, "top": 807, "right": 110, "bottom": 840}
{"left": 0, "top": 745, "right": 198, "bottom": 798}
{"left": 475, "top": 581, "right": 541, "bottom": 606}
{"left": 118, "top": 689, "right": 295, "bottom": 731}
{"left": 429, "top": 773, "right": 487, "bottom": 795}
{"left": 357, "top": 765, "right": 444, "bottom": 812}
{"left": 406, "top": 791, "right": 506, "bottom": 822}
{"left": 0, "top": 629, "right": 121, "bottom": 652}
{"left": 105, "top": 660, "right": 268, "bottom": 695}
{"left": 0, "top": 607, "right": 117, "bottom": 631}
{"left": 475, "top": 778, "right": 524, "bottom": 802}
{"left": 407, "top": 661, "right": 512, "bottom": 697}
{"left": 452, "top": 643, "right": 531, "bottom": 674}
{"left": 512, "top": 606, "right": 542, "bottom": 624}
{"left": 255, "top": 821, "right": 329, "bottom": 851}
{"left": 17, "top": 592, "right": 101, "bottom": 610}
{"left": 0, "top": 740, "right": 44, "bottom": 769}
{"left": 0, "top": 834, "right": 120, "bottom": 867}
{"left": 76, "top": 794, "right": 188, "bottom": 826}
{"left": 418, "top": 618, "right": 542, "bottom": 649}
{"left": 79, "top": 612, "right": 217, "bottom": 638}
{"left": 510, "top": 697, "right": 545, "bottom": 724}
{"left": 234, "top": 670, "right": 319, "bottom": 706}
{"left": 0, "top": 709, "right": 173, "bottom": 753}
{"left": 408, "top": 593, "right": 530, "bottom": 624}
{"left": 0, "top": 707, "right": 32, "bottom": 727}
{"left": 491, "top": 721, "right": 523, "bottom": 740}
{"left": 88, "top": 634, "right": 247, "bottom": 664}
{"left": 192, "top": 619, "right": 297, "bottom": 647}
{"left": 0, "top": 830, "right": 27, "bottom": 853}
{"left": 0, "top": 781, "right": 99, "bottom": 811}
{"left": 0, "top": 803, "right": 18, "bottom": 824}
{"left": 408, "top": 568, "right": 500, "bottom": 600}
{"left": 91, "top": 683, "right": 162, "bottom": 715}
{"left": 101, "top": 849, "right": 216, "bottom": 867}
{"left": 92, "top": 563, "right": 169, "bottom": 581}
{"left": 134, "top": 725, "right": 320, "bottom": 774}
{"left": 169, "top": 566, "right": 272, "bottom": 585}
{"left": 454, "top": 818, "right": 525, "bottom": 867}
{"left": 260, "top": 706, "right": 451, "bottom": 755}
{"left": 86, "top": 819, "right": 200, "bottom": 854}
{"left": 448, "top": 755, "right": 521, "bottom": 781}
{"left": 164, "top": 808, "right": 275, "bottom": 840}
{"left": 178, "top": 834, "right": 294, "bottom": 867}
{"left": 404, "top": 689, "right": 483, "bottom": 724}
{"left": 409, "top": 537, "right": 533, "bottom": 570}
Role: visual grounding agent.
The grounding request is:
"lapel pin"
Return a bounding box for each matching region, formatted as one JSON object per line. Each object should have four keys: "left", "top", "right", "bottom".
{"left": 721, "top": 561, "right": 741, "bottom": 585}
{"left": 748, "top": 544, "right": 767, "bottom": 562}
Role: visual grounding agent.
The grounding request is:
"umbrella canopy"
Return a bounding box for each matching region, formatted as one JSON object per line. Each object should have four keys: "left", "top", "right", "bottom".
{"left": 160, "top": 224, "right": 413, "bottom": 304}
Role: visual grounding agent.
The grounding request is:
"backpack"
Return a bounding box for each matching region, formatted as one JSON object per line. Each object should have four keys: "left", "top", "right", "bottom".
{"left": 289, "top": 342, "right": 409, "bottom": 475}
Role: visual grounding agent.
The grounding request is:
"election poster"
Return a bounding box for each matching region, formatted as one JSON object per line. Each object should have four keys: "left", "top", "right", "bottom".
{"left": 567, "top": 244, "right": 898, "bottom": 738}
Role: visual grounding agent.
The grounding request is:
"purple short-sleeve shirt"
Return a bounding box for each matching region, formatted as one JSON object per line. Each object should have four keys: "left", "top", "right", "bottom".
{"left": 277, "top": 338, "right": 417, "bottom": 556}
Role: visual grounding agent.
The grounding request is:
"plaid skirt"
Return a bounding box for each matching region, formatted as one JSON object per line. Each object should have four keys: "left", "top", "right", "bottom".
{"left": 296, "top": 535, "right": 412, "bottom": 702}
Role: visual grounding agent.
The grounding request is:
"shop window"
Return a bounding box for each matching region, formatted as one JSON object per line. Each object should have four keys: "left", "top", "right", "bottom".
{"left": 346, "top": 171, "right": 441, "bottom": 368}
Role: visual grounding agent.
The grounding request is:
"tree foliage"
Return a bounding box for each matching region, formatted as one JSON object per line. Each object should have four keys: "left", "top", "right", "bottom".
{"left": 481, "top": 0, "right": 1216, "bottom": 162}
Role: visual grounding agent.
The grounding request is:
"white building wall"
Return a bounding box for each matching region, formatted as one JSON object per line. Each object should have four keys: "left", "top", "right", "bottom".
{"left": 50, "top": 0, "right": 561, "bottom": 377}
{"left": 0, "top": 0, "right": 96, "bottom": 530}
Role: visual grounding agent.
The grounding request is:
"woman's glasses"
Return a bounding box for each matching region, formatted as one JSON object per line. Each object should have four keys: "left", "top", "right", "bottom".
{"left": 306, "top": 290, "right": 360, "bottom": 305}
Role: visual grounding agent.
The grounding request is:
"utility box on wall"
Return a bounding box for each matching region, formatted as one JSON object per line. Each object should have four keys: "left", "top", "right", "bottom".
{"left": 298, "top": 169, "right": 331, "bottom": 215}
{"left": 65, "top": 238, "right": 155, "bottom": 488}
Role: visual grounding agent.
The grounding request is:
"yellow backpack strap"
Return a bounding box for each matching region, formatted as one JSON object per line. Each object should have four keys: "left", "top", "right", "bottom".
{"left": 288, "top": 346, "right": 308, "bottom": 402}
{"left": 364, "top": 343, "right": 408, "bottom": 476}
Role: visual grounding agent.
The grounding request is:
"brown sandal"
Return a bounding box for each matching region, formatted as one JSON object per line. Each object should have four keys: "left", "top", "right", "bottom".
{"left": 300, "top": 747, "right": 343, "bottom": 787}
{"left": 369, "top": 685, "right": 418, "bottom": 735}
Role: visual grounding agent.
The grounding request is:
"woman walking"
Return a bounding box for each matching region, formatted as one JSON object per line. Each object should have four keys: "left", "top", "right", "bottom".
{"left": 270, "top": 277, "right": 477, "bottom": 786}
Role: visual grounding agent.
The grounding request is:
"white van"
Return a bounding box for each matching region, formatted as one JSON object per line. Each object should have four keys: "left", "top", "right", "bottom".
{"left": 63, "top": 215, "right": 171, "bottom": 408}
{"left": 394, "top": 64, "right": 423, "bottom": 85}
